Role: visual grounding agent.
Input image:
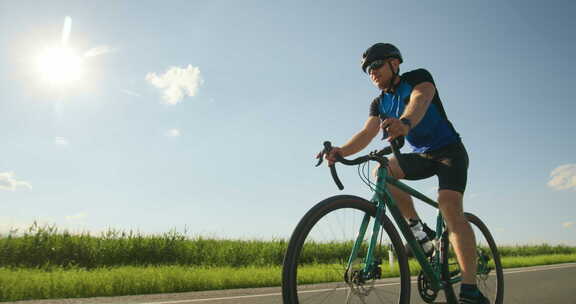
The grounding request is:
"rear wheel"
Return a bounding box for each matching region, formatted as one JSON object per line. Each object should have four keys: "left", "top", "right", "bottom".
{"left": 282, "top": 195, "right": 411, "bottom": 304}
{"left": 441, "top": 213, "right": 504, "bottom": 304}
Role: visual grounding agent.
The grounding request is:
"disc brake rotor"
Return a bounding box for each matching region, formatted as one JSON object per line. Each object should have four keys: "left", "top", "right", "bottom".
{"left": 345, "top": 258, "right": 376, "bottom": 302}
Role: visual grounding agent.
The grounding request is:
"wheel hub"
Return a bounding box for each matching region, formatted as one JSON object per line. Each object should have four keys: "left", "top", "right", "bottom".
{"left": 344, "top": 259, "right": 376, "bottom": 299}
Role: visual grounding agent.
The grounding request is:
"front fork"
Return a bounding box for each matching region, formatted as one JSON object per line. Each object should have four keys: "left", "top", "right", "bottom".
{"left": 345, "top": 204, "right": 385, "bottom": 282}
{"left": 345, "top": 167, "right": 392, "bottom": 282}
{"left": 346, "top": 166, "right": 445, "bottom": 290}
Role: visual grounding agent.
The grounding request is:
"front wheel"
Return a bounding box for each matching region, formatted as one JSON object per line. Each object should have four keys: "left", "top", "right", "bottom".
{"left": 441, "top": 213, "right": 504, "bottom": 304}
{"left": 282, "top": 195, "right": 411, "bottom": 304}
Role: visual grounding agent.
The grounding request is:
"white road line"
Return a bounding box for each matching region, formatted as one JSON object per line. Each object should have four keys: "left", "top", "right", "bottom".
{"left": 503, "top": 262, "right": 576, "bottom": 275}
{"left": 132, "top": 263, "right": 576, "bottom": 304}
{"left": 134, "top": 293, "right": 281, "bottom": 304}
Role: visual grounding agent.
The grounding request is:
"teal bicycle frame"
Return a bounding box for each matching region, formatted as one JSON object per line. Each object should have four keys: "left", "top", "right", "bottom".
{"left": 346, "top": 163, "right": 457, "bottom": 291}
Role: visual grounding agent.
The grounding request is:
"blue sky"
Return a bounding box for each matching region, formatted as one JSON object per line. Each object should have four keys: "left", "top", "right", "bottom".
{"left": 1, "top": 1, "right": 574, "bottom": 245}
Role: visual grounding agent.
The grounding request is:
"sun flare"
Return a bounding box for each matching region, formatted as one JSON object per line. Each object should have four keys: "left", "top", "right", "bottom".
{"left": 36, "top": 46, "right": 83, "bottom": 86}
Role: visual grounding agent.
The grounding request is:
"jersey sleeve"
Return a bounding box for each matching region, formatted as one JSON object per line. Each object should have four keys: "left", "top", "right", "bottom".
{"left": 369, "top": 97, "right": 380, "bottom": 117}
{"left": 403, "top": 68, "right": 435, "bottom": 88}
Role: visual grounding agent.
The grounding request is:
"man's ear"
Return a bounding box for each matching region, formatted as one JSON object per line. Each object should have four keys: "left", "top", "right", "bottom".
{"left": 390, "top": 58, "right": 401, "bottom": 74}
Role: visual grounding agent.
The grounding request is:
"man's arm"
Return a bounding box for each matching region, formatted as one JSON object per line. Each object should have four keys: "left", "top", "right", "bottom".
{"left": 383, "top": 81, "right": 436, "bottom": 140}
{"left": 400, "top": 81, "right": 435, "bottom": 127}
{"left": 340, "top": 116, "right": 381, "bottom": 157}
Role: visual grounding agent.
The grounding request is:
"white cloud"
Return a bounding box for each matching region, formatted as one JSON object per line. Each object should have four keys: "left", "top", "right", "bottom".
{"left": 83, "top": 45, "right": 115, "bottom": 57}
{"left": 562, "top": 222, "right": 575, "bottom": 229}
{"left": 146, "top": 64, "right": 203, "bottom": 105}
{"left": 166, "top": 129, "right": 181, "bottom": 137}
{"left": 55, "top": 136, "right": 69, "bottom": 146}
{"left": 0, "top": 172, "right": 32, "bottom": 191}
{"left": 548, "top": 164, "right": 576, "bottom": 191}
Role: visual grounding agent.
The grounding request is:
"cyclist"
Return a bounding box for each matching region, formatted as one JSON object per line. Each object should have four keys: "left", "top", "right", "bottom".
{"left": 326, "top": 43, "right": 489, "bottom": 304}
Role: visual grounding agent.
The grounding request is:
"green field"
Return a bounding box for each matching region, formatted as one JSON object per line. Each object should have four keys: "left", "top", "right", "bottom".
{"left": 1, "top": 224, "right": 575, "bottom": 302}
{"left": 1, "top": 254, "right": 575, "bottom": 302}
{"left": 2, "top": 223, "right": 575, "bottom": 269}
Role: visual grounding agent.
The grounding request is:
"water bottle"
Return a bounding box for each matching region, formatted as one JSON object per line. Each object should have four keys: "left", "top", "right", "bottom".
{"left": 413, "top": 230, "right": 434, "bottom": 254}
{"left": 411, "top": 221, "right": 434, "bottom": 255}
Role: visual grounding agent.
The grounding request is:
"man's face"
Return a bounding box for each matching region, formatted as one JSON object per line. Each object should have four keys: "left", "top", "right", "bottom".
{"left": 367, "top": 59, "right": 397, "bottom": 90}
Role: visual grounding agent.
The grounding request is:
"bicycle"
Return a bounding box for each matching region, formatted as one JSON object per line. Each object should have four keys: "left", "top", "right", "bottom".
{"left": 282, "top": 138, "right": 504, "bottom": 304}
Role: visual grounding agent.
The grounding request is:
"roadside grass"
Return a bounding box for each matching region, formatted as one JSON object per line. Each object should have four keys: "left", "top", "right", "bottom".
{"left": 2, "top": 225, "right": 575, "bottom": 301}
{"left": 2, "top": 223, "right": 575, "bottom": 269}
{"left": 1, "top": 254, "right": 575, "bottom": 302}
{"left": 0, "top": 265, "right": 283, "bottom": 302}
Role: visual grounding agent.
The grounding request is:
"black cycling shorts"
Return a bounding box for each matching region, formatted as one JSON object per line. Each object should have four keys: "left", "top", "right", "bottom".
{"left": 399, "top": 141, "right": 469, "bottom": 194}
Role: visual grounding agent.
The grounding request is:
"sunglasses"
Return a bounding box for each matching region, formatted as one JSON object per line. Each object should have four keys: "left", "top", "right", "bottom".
{"left": 366, "top": 59, "right": 388, "bottom": 74}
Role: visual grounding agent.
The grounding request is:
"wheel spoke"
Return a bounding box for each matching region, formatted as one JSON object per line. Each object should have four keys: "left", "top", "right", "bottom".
{"left": 282, "top": 196, "right": 410, "bottom": 304}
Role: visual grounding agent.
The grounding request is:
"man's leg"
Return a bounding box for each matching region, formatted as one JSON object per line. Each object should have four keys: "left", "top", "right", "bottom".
{"left": 437, "top": 189, "right": 477, "bottom": 284}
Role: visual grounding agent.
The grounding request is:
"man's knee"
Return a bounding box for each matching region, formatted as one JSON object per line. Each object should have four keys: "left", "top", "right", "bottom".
{"left": 371, "top": 158, "right": 405, "bottom": 179}
{"left": 438, "top": 189, "right": 466, "bottom": 223}
{"left": 388, "top": 158, "right": 406, "bottom": 179}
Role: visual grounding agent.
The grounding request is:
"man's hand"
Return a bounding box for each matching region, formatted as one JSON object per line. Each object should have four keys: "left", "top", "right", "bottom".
{"left": 324, "top": 147, "right": 343, "bottom": 166}
{"left": 381, "top": 118, "right": 410, "bottom": 141}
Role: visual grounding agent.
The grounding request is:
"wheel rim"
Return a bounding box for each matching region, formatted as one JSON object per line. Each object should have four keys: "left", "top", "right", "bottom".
{"left": 292, "top": 205, "right": 405, "bottom": 304}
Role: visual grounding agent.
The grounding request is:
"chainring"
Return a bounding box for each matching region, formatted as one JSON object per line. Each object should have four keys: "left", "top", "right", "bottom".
{"left": 417, "top": 271, "right": 438, "bottom": 303}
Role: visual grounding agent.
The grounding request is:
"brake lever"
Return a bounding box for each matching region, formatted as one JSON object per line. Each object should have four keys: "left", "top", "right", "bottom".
{"left": 379, "top": 114, "right": 389, "bottom": 140}
{"left": 315, "top": 141, "right": 333, "bottom": 167}
{"left": 379, "top": 114, "right": 406, "bottom": 149}
{"left": 315, "top": 150, "right": 324, "bottom": 167}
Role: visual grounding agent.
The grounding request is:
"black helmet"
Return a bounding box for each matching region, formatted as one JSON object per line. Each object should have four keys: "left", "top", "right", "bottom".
{"left": 361, "top": 43, "right": 403, "bottom": 73}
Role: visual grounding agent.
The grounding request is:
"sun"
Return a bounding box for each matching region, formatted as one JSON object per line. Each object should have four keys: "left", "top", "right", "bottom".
{"left": 36, "top": 46, "right": 83, "bottom": 86}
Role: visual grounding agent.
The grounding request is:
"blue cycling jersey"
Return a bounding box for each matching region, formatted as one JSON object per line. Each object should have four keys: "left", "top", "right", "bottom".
{"left": 369, "top": 69, "right": 461, "bottom": 153}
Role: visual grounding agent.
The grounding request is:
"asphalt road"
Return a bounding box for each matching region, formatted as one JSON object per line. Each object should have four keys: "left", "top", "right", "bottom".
{"left": 9, "top": 263, "right": 576, "bottom": 304}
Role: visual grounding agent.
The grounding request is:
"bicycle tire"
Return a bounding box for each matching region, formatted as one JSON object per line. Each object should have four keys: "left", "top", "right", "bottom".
{"left": 282, "top": 195, "right": 411, "bottom": 304}
{"left": 441, "top": 212, "right": 504, "bottom": 304}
